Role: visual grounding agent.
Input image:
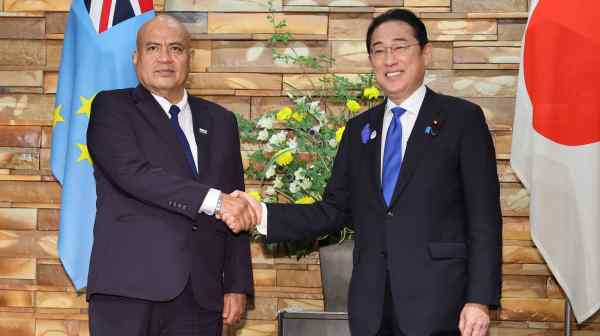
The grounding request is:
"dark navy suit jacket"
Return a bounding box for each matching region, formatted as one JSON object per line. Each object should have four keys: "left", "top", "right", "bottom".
{"left": 266, "top": 88, "right": 502, "bottom": 335}
{"left": 86, "top": 85, "right": 253, "bottom": 311}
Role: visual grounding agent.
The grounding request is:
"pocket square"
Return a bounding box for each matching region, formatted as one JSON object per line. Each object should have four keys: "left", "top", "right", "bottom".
{"left": 198, "top": 128, "right": 208, "bottom": 135}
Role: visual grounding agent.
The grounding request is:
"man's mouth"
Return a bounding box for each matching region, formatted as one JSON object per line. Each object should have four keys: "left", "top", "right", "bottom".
{"left": 155, "top": 69, "right": 175, "bottom": 75}
{"left": 386, "top": 71, "right": 403, "bottom": 78}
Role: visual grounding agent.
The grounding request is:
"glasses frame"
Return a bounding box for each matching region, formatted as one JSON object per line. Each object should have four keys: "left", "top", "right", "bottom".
{"left": 369, "top": 42, "right": 421, "bottom": 61}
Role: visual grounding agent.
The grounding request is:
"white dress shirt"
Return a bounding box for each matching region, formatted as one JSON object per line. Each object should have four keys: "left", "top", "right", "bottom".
{"left": 256, "top": 84, "right": 427, "bottom": 234}
{"left": 151, "top": 90, "right": 221, "bottom": 216}
{"left": 380, "top": 84, "right": 426, "bottom": 180}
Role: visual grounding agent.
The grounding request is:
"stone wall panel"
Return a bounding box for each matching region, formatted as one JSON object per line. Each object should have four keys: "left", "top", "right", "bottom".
{"left": 0, "top": 18, "right": 44, "bottom": 39}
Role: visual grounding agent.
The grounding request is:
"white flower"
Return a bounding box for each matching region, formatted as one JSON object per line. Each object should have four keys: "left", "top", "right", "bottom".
{"left": 257, "top": 116, "right": 274, "bottom": 130}
{"left": 294, "top": 168, "right": 306, "bottom": 180}
{"left": 265, "top": 186, "right": 276, "bottom": 195}
{"left": 274, "top": 176, "right": 284, "bottom": 189}
{"left": 300, "top": 178, "right": 312, "bottom": 190}
{"left": 269, "top": 131, "right": 287, "bottom": 146}
{"left": 289, "top": 181, "right": 300, "bottom": 193}
{"left": 294, "top": 96, "right": 307, "bottom": 105}
{"left": 287, "top": 137, "right": 298, "bottom": 150}
{"left": 308, "top": 100, "right": 321, "bottom": 113}
{"left": 265, "top": 165, "right": 276, "bottom": 178}
{"left": 263, "top": 143, "right": 273, "bottom": 152}
{"left": 329, "top": 138, "right": 338, "bottom": 148}
{"left": 257, "top": 129, "right": 269, "bottom": 141}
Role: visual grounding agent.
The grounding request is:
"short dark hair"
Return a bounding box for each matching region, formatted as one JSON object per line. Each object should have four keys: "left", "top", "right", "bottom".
{"left": 366, "top": 9, "right": 429, "bottom": 54}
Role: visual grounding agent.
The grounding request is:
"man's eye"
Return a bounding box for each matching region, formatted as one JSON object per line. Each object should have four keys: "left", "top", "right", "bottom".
{"left": 373, "top": 49, "right": 384, "bottom": 54}
{"left": 171, "top": 46, "right": 184, "bottom": 53}
{"left": 146, "top": 46, "right": 158, "bottom": 52}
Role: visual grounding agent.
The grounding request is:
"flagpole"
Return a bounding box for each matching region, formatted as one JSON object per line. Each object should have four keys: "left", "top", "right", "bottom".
{"left": 564, "top": 299, "right": 572, "bottom": 336}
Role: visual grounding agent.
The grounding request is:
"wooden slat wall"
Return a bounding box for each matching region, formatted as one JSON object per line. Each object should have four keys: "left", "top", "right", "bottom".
{"left": 0, "top": 0, "right": 598, "bottom": 335}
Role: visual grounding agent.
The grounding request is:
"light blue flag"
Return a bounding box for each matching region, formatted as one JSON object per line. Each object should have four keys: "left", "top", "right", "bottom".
{"left": 51, "top": 0, "right": 154, "bottom": 290}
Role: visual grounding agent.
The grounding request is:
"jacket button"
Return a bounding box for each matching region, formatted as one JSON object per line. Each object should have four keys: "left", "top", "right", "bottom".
{"left": 192, "top": 225, "right": 198, "bottom": 231}
{"left": 386, "top": 211, "right": 393, "bottom": 217}
{"left": 380, "top": 251, "right": 387, "bottom": 258}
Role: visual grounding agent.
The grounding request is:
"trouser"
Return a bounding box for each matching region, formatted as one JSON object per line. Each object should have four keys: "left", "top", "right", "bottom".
{"left": 89, "top": 280, "right": 222, "bottom": 336}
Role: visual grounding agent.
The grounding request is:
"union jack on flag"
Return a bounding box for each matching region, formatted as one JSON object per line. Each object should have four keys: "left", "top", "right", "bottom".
{"left": 51, "top": 0, "right": 154, "bottom": 290}
{"left": 85, "top": 0, "right": 153, "bottom": 33}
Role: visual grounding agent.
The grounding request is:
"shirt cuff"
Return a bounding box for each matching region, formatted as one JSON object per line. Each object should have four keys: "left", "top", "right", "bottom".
{"left": 256, "top": 203, "right": 268, "bottom": 235}
{"left": 199, "top": 188, "right": 221, "bottom": 215}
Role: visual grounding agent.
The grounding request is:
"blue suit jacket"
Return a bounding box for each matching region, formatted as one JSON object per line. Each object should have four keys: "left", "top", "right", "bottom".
{"left": 266, "top": 88, "right": 502, "bottom": 335}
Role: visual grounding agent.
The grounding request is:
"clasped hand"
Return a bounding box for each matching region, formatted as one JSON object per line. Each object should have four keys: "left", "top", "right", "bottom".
{"left": 215, "top": 191, "right": 262, "bottom": 233}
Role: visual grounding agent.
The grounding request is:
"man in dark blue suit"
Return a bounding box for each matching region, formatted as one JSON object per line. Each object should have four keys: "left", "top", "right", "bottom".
{"left": 229, "top": 9, "right": 502, "bottom": 336}
{"left": 86, "top": 15, "right": 257, "bottom": 335}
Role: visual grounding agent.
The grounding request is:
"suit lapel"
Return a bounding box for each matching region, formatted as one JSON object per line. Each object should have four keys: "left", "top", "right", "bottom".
{"left": 132, "top": 85, "right": 193, "bottom": 178}
{"left": 189, "top": 98, "right": 211, "bottom": 179}
{"left": 366, "top": 102, "right": 387, "bottom": 208}
{"left": 388, "top": 88, "right": 441, "bottom": 208}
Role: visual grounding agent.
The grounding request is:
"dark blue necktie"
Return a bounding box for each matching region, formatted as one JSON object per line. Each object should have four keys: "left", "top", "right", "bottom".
{"left": 168, "top": 105, "right": 198, "bottom": 177}
{"left": 382, "top": 106, "right": 406, "bottom": 206}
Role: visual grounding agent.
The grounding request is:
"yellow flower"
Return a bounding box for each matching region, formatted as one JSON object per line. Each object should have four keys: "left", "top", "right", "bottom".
{"left": 292, "top": 111, "right": 305, "bottom": 122}
{"left": 363, "top": 86, "right": 380, "bottom": 100}
{"left": 276, "top": 106, "right": 293, "bottom": 121}
{"left": 275, "top": 149, "right": 294, "bottom": 166}
{"left": 248, "top": 191, "right": 262, "bottom": 202}
{"left": 295, "top": 196, "right": 316, "bottom": 204}
{"left": 346, "top": 99, "right": 361, "bottom": 113}
{"left": 335, "top": 126, "right": 346, "bottom": 143}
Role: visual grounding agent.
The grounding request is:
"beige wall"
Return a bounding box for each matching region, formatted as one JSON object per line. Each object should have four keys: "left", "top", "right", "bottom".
{"left": 0, "top": 0, "right": 598, "bottom": 335}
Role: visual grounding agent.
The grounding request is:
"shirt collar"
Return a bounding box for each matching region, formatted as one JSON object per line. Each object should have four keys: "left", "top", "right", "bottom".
{"left": 385, "top": 84, "right": 426, "bottom": 116}
{"left": 151, "top": 89, "right": 189, "bottom": 116}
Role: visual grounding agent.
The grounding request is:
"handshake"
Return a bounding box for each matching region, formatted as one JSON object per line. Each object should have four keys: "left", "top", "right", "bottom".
{"left": 216, "top": 191, "right": 262, "bottom": 233}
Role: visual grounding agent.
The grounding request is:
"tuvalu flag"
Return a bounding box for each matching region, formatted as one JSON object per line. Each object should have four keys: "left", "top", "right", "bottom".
{"left": 51, "top": 0, "right": 154, "bottom": 290}
{"left": 511, "top": 0, "right": 600, "bottom": 322}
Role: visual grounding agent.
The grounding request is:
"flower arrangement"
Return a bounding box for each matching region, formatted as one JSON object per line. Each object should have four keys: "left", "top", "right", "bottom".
{"left": 237, "top": 4, "right": 382, "bottom": 257}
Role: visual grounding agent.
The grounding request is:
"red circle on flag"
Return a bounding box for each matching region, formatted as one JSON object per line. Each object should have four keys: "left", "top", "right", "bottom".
{"left": 523, "top": 1, "right": 600, "bottom": 146}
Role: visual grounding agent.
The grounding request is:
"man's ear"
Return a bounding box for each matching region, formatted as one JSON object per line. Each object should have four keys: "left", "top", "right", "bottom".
{"left": 132, "top": 50, "right": 138, "bottom": 65}
{"left": 187, "top": 49, "right": 194, "bottom": 71}
{"left": 422, "top": 42, "right": 433, "bottom": 66}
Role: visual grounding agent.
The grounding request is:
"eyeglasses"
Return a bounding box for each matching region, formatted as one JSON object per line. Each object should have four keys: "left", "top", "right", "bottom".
{"left": 370, "top": 42, "right": 420, "bottom": 61}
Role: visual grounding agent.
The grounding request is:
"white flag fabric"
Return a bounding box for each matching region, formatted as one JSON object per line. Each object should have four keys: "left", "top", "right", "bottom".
{"left": 511, "top": 0, "right": 600, "bottom": 322}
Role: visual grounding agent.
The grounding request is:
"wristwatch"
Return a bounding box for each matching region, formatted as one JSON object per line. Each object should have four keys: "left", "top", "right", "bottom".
{"left": 214, "top": 192, "right": 224, "bottom": 217}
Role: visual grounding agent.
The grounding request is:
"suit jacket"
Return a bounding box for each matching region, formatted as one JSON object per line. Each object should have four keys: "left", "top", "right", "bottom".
{"left": 86, "top": 85, "right": 253, "bottom": 312}
{"left": 266, "top": 88, "right": 502, "bottom": 335}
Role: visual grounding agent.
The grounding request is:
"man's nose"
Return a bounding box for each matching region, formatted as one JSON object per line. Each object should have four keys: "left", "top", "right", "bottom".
{"left": 157, "top": 47, "right": 173, "bottom": 63}
{"left": 383, "top": 49, "right": 396, "bottom": 66}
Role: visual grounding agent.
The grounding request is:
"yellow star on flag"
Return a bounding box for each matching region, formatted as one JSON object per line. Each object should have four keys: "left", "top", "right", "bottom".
{"left": 76, "top": 143, "right": 93, "bottom": 165}
{"left": 77, "top": 94, "right": 96, "bottom": 118}
{"left": 52, "top": 105, "right": 64, "bottom": 127}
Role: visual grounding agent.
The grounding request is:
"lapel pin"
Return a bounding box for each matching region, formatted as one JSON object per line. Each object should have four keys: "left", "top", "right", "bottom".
{"left": 425, "top": 119, "right": 440, "bottom": 137}
{"left": 361, "top": 123, "right": 371, "bottom": 144}
{"left": 199, "top": 128, "right": 208, "bottom": 135}
{"left": 370, "top": 130, "right": 377, "bottom": 140}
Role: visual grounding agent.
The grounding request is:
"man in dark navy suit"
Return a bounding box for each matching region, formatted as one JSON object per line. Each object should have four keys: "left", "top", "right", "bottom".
{"left": 229, "top": 9, "right": 502, "bottom": 336}
{"left": 86, "top": 15, "right": 257, "bottom": 335}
